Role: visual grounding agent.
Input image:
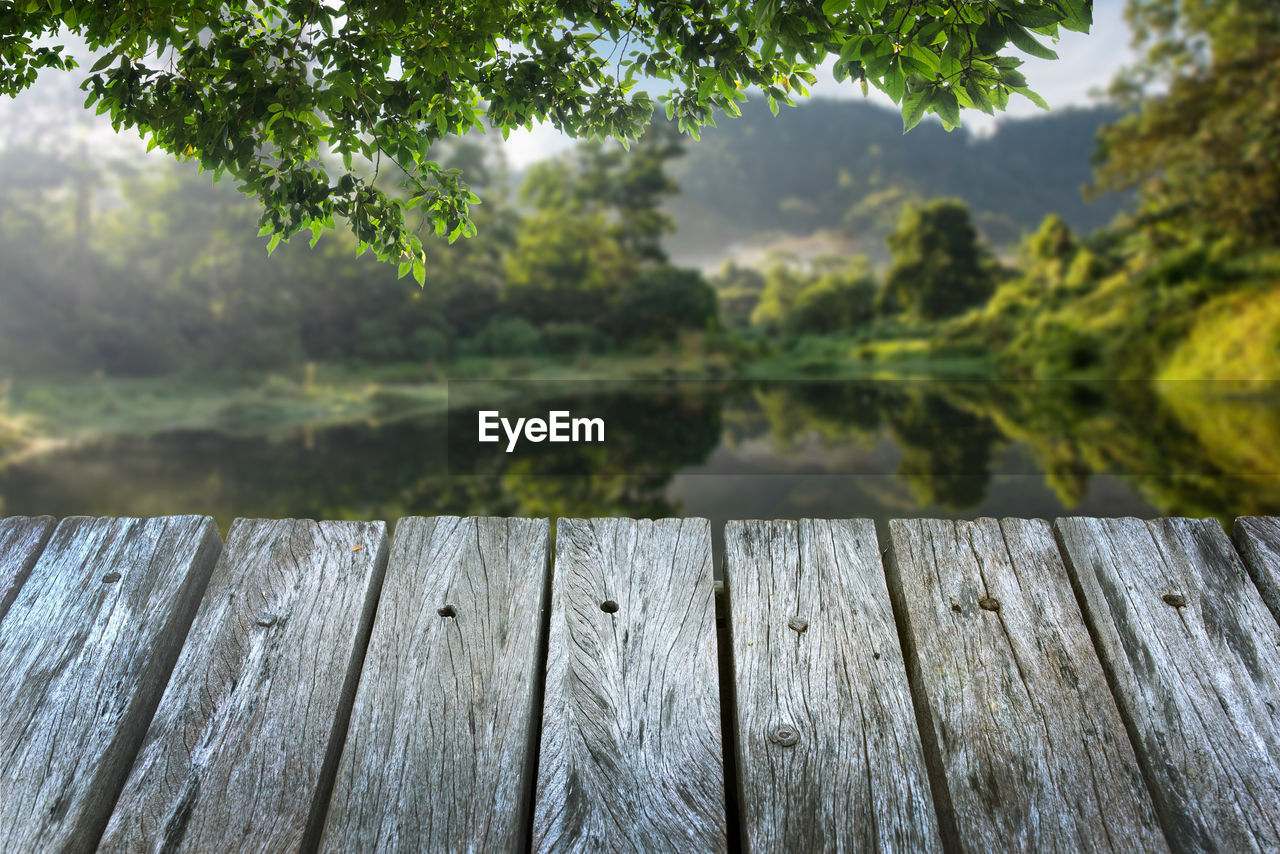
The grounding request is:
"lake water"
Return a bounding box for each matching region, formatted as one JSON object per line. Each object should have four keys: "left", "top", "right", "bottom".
{"left": 3, "top": 380, "right": 1278, "bottom": 547}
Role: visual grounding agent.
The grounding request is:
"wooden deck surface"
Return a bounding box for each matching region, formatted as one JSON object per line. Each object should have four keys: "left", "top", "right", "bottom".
{"left": 2, "top": 514, "right": 1280, "bottom": 853}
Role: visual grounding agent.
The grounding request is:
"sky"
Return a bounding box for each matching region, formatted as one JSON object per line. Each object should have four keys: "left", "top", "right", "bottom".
{"left": 502, "top": 0, "right": 1134, "bottom": 166}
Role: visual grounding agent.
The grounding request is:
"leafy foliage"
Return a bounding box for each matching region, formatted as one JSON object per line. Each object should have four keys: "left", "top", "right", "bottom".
{"left": 0, "top": 0, "right": 1090, "bottom": 271}
{"left": 1092, "top": 0, "right": 1280, "bottom": 247}
{"left": 880, "top": 199, "right": 996, "bottom": 319}
{"left": 609, "top": 267, "right": 718, "bottom": 341}
{"left": 744, "top": 255, "right": 877, "bottom": 334}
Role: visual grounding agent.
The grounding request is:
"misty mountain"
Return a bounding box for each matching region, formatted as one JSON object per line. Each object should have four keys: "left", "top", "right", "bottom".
{"left": 662, "top": 97, "right": 1130, "bottom": 268}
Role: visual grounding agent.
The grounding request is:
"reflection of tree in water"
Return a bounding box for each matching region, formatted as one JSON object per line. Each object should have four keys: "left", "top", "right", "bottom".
{"left": 4, "top": 380, "right": 1279, "bottom": 523}
{"left": 729, "top": 382, "right": 887, "bottom": 449}
{"left": 881, "top": 390, "right": 1002, "bottom": 509}
{"left": 736, "top": 378, "right": 1280, "bottom": 518}
{"left": 932, "top": 380, "right": 1280, "bottom": 520}
{"left": 0, "top": 387, "right": 725, "bottom": 524}
{"left": 734, "top": 381, "right": 1000, "bottom": 509}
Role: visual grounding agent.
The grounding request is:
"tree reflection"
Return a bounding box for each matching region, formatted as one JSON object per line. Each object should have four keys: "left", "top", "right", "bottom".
{"left": 2, "top": 380, "right": 1278, "bottom": 524}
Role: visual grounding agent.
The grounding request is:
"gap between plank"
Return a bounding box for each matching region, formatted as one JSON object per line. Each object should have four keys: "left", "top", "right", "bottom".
{"left": 519, "top": 523, "right": 555, "bottom": 854}
{"left": 714, "top": 572, "right": 744, "bottom": 854}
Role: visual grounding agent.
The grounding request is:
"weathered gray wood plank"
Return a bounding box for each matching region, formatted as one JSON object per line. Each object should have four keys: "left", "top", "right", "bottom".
{"left": 887, "top": 518, "right": 1167, "bottom": 853}
{"left": 0, "top": 514, "right": 55, "bottom": 624}
{"left": 1056, "top": 517, "right": 1280, "bottom": 853}
{"left": 319, "top": 516, "right": 550, "bottom": 853}
{"left": 533, "top": 517, "right": 725, "bottom": 852}
{"left": 1232, "top": 516, "right": 1280, "bottom": 627}
{"left": 99, "top": 518, "right": 388, "bottom": 853}
{"left": 0, "top": 515, "right": 221, "bottom": 853}
{"left": 726, "top": 519, "right": 940, "bottom": 853}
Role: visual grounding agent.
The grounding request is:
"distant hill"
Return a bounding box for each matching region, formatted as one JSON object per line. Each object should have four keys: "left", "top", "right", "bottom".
{"left": 662, "top": 97, "right": 1130, "bottom": 269}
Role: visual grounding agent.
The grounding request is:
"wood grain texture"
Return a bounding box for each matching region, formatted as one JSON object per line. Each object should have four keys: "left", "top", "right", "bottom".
{"left": 1055, "top": 517, "right": 1280, "bottom": 853}
{"left": 533, "top": 517, "right": 725, "bottom": 853}
{"left": 1232, "top": 516, "right": 1280, "bottom": 626}
{"left": 0, "top": 515, "right": 221, "bottom": 853}
{"left": 99, "top": 518, "right": 389, "bottom": 854}
{"left": 887, "top": 518, "right": 1167, "bottom": 853}
{"left": 319, "top": 516, "right": 550, "bottom": 853}
{"left": 0, "top": 514, "right": 55, "bottom": 624}
{"left": 726, "top": 519, "right": 940, "bottom": 853}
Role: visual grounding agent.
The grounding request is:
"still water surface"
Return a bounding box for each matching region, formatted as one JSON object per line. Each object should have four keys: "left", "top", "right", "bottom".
{"left": 3, "top": 380, "right": 1278, "bottom": 542}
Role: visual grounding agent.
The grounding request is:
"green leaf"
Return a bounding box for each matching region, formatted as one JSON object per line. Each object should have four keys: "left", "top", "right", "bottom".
{"left": 976, "top": 18, "right": 1008, "bottom": 54}
{"left": 902, "top": 88, "right": 927, "bottom": 132}
{"left": 999, "top": 66, "right": 1029, "bottom": 87}
{"left": 88, "top": 52, "right": 116, "bottom": 73}
{"left": 1006, "top": 24, "right": 1058, "bottom": 59}
{"left": 965, "top": 79, "right": 995, "bottom": 115}
{"left": 1013, "top": 85, "right": 1050, "bottom": 109}
{"left": 1013, "top": 3, "right": 1063, "bottom": 28}
{"left": 934, "top": 87, "right": 961, "bottom": 129}
{"left": 1055, "top": 0, "right": 1091, "bottom": 32}
{"left": 882, "top": 64, "right": 905, "bottom": 103}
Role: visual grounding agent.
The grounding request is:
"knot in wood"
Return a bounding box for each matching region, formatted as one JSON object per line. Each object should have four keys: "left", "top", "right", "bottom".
{"left": 788, "top": 616, "right": 809, "bottom": 633}
{"left": 770, "top": 725, "right": 800, "bottom": 747}
{"left": 1162, "top": 593, "right": 1187, "bottom": 609}
{"left": 101, "top": 572, "right": 122, "bottom": 584}
{"left": 978, "top": 596, "right": 1000, "bottom": 612}
{"left": 255, "top": 615, "right": 277, "bottom": 627}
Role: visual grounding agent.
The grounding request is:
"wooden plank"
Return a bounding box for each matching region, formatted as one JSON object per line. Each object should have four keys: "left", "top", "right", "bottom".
{"left": 1056, "top": 517, "right": 1280, "bottom": 852}
{"left": 0, "top": 515, "right": 221, "bottom": 853}
{"left": 319, "top": 516, "right": 550, "bottom": 852}
{"left": 1232, "top": 516, "right": 1280, "bottom": 626}
{"left": 887, "top": 518, "right": 1167, "bottom": 853}
{"left": 99, "top": 519, "right": 388, "bottom": 853}
{"left": 0, "top": 515, "right": 55, "bottom": 623}
{"left": 725, "top": 519, "right": 941, "bottom": 852}
{"left": 533, "top": 517, "right": 726, "bottom": 852}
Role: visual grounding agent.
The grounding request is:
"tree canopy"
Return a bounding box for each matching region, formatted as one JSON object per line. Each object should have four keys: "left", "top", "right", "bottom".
{"left": 1092, "top": 0, "right": 1279, "bottom": 248}
{"left": 879, "top": 199, "right": 995, "bottom": 319}
{"left": 0, "top": 0, "right": 1090, "bottom": 277}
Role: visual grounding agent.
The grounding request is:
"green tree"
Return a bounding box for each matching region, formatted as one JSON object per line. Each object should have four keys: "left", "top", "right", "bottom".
{"left": 0, "top": 0, "right": 1090, "bottom": 272}
{"left": 502, "top": 125, "right": 686, "bottom": 327}
{"left": 750, "top": 257, "right": 809, "bottom": 332}
{"left": 1092, "top": 0, "right": 1280, "bottom": 247}
{"left": 522, "top": 120, "right": 685, "bottom": 263}
{"left": 609, "top": 268, "right": 718, "bottom": 342}
{"left": 708, "top": 261, "right": 767, "bottom": 329}
{"left": 501, "top": 210, "right": 631, "bottom": 325}
{"left": 787, "top": 256, "right": 878, "bottom": 333}
{"left": 1017, "top": 214, "right": 1079, "bottom": 291}
{"left": 879, "top": 199, "right": 995, "bottom": 319}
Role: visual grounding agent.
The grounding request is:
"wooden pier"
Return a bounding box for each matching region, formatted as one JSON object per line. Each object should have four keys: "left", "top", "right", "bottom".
{"left": 2, "top": 514, "right": 1279, "bottom": 852}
